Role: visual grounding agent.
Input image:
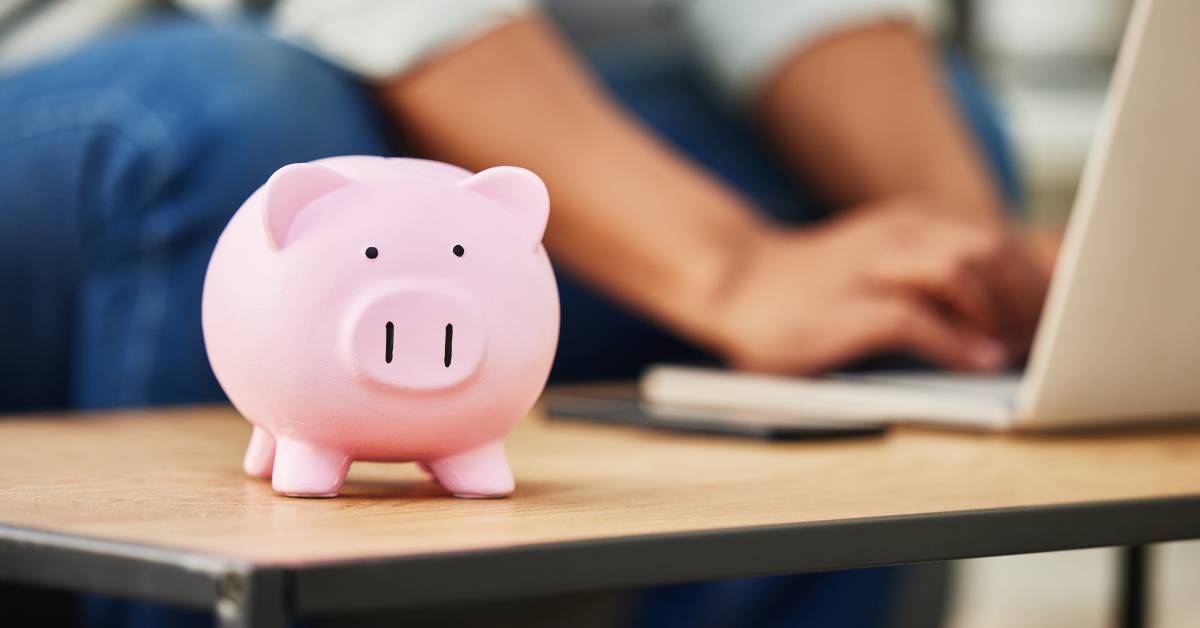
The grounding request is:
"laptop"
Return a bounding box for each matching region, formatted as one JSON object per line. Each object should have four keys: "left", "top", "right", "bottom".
{"left": 641, "top": 0, "right": 1200, "bottom": 431}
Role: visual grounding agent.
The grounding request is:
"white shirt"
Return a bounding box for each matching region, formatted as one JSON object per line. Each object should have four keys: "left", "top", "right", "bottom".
{"left": 0, "top": 0, "right": 916, "bottom": 101}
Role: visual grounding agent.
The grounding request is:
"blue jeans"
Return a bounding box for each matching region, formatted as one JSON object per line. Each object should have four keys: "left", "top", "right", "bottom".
{"left": 0, "top": 17, "right": 391, "bottom": 412}
{"left": 0, "top": 15, "right": 1014, "bottom": 628}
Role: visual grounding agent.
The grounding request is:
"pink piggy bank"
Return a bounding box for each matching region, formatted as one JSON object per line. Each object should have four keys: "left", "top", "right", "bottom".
{"left": 201, "top": 156, "right": 559, "bottom": 498}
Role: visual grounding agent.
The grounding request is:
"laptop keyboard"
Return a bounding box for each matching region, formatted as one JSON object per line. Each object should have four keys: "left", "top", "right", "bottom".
{"left": 830, "top": 372, "right": 1023, "bottom": 404}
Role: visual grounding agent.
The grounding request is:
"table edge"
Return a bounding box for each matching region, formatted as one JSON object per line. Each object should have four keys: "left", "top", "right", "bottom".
{"left": 6, "top": 493, "right": 1199, "bottom": 616}
{"left": 288, "top": 493, "right": 1200, "bottom": 615}
{"left": 0, "top": 524, "right": 256, "bottom": 611}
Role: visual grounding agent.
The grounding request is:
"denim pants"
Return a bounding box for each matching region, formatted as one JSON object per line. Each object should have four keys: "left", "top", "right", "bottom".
{"left": 0, "top": 15, "right": 1015, "bottom": 628}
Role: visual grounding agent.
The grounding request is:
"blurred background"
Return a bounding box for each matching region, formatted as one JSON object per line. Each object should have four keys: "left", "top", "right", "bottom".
{"left": 547, "top": 0, "right": 1123, "bottom": 227}
{"left": 4, "top": 0, "right": 1195, "bottom": 625}
{"left": 549, "top": 1, "right": 1198, "bottom": 626}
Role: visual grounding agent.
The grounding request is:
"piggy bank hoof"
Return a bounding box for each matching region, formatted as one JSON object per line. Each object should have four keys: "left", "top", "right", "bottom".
{"left": 450, "top": 491, "right": 510, "bottom": 500}
{"left": 270, "top": 438, "right": 351, "bottom": 498}
{"left": 243, "top": 427, "right": 276, "bottom": 479}
{"left": 425, "top": 440, "right": 514, "bottom": 499}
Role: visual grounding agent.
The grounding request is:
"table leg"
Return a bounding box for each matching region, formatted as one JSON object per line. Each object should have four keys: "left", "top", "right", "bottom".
{"left": 1117, "top": 545, "right": 1150, "bottom": 628}
{"left": 215, "top": 569, "right": 287, "bottom": 628}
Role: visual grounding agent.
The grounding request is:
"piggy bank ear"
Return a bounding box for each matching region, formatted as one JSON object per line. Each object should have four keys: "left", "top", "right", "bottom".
{"left": 261, "top": 163, "right": 353, "bottom": 249}
{"left": 460, "top": 166, "right": 549, "bottom": 248}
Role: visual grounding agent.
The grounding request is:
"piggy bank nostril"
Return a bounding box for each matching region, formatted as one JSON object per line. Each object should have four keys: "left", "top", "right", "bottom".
{"left": 385, "top": 321, "right": 394, "bottom": 364}
{"left": 383, "top": 322, "right": 454, "bottom": 368}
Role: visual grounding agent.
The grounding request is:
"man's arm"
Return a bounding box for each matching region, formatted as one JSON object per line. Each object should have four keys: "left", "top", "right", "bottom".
{"left": 757, "top": 21, "right": 1004, "bottom": 221}
{"left": 378, "top": 15, "right": 1034, "bottom": 372}
{"left": 380, "top": 17, "right": 768, "bottom": 348}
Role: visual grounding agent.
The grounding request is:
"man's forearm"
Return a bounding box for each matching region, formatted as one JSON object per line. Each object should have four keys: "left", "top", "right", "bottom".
{"left": 757, "top": 21, "right": 1003, "bottom": 220}
{"left": 379, "top": 17, "right": 767, "bottom": 345}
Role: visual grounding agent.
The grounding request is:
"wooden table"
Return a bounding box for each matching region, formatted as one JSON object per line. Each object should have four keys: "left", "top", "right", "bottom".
{"left": 2, "top": 404, "right": 1199, "bottom": 627}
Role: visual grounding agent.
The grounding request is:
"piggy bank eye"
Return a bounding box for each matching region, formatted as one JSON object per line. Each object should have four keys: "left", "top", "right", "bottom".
{"left": 365, "top": 246, "right": 379, "bottom": 259}
{"left": 452, "top": 244, "right": 465, "bottom": 258}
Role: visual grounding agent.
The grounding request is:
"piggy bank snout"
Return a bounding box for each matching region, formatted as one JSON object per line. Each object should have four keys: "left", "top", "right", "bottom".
{"left": 346, "top": 285, "right": 486, "bottom": 391}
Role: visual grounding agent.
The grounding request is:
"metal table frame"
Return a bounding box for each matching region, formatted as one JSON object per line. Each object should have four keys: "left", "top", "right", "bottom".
{"left": 2, "top": 495, "right": 1195, "bottom": 628}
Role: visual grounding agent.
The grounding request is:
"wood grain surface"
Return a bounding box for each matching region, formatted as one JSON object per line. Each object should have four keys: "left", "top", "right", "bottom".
{"left": 1, "top": 404, "right": 1198, "bottom": 566}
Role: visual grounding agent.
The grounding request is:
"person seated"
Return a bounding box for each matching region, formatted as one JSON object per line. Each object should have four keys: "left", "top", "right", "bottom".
{"left": 0, "top": 1, "right": 1059, "bottom": 626}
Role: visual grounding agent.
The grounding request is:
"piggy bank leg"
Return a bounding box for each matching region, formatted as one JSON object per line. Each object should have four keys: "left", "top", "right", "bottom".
{"left": 243, "top": 426, "right": 276, "bottom": 478}
{"left": 426, "top": 440, "right": 514, "bottom": 498}
{"left": 271, "top": 438, "right": 351, "bottom": 498}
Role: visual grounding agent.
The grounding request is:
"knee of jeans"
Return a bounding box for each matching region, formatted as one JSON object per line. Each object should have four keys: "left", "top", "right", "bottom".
{"left": 120, "top": 20, "right": 391, "bottom": 167}
{"left": 50, "top": 20, "right": 394, "bottom": 252}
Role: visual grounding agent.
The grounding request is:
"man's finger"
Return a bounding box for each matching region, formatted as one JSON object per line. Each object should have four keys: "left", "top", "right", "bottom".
{"left": 977, "top": 239, "right": 1048, "bottom": 355}
{"left": 868, "top": 298, "right": 1008, "bottom": 372}
{"left": 871, "top": 253, "right": 1001, "bottom": 338}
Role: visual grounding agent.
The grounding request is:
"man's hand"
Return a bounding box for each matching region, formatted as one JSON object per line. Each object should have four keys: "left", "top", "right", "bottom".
{"left": 706, "top": 199, "right": 1050, "bottom": 374}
